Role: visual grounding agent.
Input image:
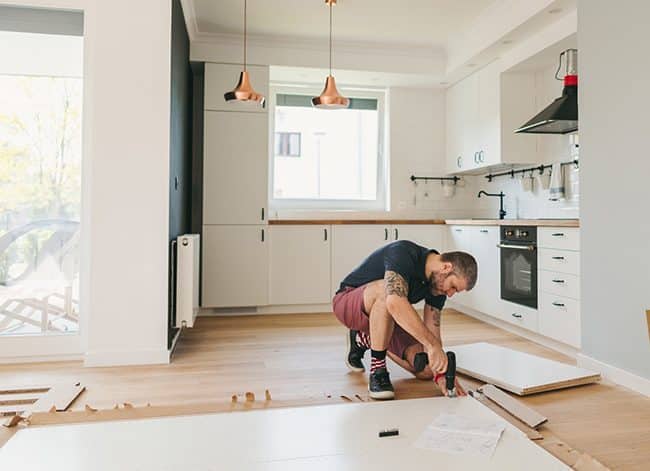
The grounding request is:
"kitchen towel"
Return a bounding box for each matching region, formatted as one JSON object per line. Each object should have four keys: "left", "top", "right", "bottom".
{"left": 548, "top": 163, "right": 565, "bottom": 200}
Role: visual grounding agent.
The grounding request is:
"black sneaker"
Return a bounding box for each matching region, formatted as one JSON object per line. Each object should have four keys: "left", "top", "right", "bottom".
{"left": 345, "top": 330, "right": 367, "bottom": 372}
{"left": 368, "top": 367, "right": 395, "bottom": 400}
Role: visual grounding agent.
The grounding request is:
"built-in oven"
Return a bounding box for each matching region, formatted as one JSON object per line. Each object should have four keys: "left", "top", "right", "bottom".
{"left": 499, "top": 226, "right": 537, "bottom": 309}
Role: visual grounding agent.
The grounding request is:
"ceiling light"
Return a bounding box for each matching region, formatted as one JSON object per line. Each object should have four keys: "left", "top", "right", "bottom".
{"left": 312, "top": 0, "right": 349, "bottom": 109}
{"left": 224, "top": 0, "right": 265, "bottom": 107}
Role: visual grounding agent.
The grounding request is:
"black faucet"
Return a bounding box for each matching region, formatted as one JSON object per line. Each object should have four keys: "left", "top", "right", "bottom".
{"left": 477, "top": 190, "right": 506, "bottom": 219}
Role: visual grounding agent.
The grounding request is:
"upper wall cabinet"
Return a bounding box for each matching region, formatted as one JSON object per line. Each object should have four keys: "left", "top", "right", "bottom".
{"left": 204, "top": 63, "right": 269, "bottom": 113}
{"left": 203, "top": 111, "right": 269, "bottom": 224}
{"left": 446, "top": 60, "right": 539, "bottom": 174}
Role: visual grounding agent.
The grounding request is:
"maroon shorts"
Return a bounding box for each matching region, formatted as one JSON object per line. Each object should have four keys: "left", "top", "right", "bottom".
{"left": 332, "top": 285, "right": 420, "bottom": 359}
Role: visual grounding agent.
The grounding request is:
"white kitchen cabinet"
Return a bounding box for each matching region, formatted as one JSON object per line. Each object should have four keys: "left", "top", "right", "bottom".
{"left": 202, "top": 225, "right": 269, "bottom": 308}
{"left": 538, "top": 227, "right": 581, "bottom": 348}
{"left": 470, "top": 226, "right": 500, "bottom": 315}
{"left": 539, "top": 292, "right": 581, "bottom": 348}
{"left": 269, "top": 225, "right": 331, "bottom": 305}
{"left": 394, "top": 225, "right": 445, "bottom": 251}
{"left": 501, "top": 300, "right": 539, "bottom": 332}
{"left": 445, "top": 62, "right": 538, "bottom": 174}
{"left": 444, "top": 226, "right": 474, "bottom": 307}
{"left": 203, "top": 111, "right": 269, "bottom": 225}
{"left": 204, "top": 63, "right": 269, "bottom": 113}
{"left": 330, "top": 225, "right": 391, "bottom": 296}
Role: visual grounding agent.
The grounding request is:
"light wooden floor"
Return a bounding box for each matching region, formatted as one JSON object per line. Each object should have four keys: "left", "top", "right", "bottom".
{"left": 1, "top": 309, "right": 648, "bottom": 469}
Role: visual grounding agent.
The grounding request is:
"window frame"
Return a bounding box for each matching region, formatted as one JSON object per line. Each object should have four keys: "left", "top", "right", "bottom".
{"left": 268, "top": 84, "right": 388, "bottom": 211}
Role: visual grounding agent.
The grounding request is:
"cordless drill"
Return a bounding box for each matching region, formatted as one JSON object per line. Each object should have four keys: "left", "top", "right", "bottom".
{"left": 413, "top": 350, "right": 457, "bottom": 397}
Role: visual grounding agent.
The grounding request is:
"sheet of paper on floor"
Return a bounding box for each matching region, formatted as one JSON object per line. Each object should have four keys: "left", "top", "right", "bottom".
{"left": 414, "top": 413, "right": 505, "bottom": 457}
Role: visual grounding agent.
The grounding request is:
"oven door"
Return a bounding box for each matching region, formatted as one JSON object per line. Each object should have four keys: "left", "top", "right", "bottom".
{"left": 499, "top": 243, "right": 537, "bottom": 309}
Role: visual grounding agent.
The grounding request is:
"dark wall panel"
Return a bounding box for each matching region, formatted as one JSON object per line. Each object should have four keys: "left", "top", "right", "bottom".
{"left": 168, "top": 0, "right": 193, "bottom": 347}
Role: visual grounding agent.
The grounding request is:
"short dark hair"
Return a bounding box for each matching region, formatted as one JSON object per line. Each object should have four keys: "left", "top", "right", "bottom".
{"left": 440, "top": 251, "right": 478, "bottom": 290}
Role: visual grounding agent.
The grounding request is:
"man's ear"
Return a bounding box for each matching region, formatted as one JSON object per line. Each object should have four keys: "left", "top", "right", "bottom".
{"left": 442, "top": 262, "right": 454, "bottom": 274}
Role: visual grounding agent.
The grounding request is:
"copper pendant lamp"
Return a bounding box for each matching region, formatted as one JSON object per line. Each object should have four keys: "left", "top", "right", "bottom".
{"left": 312, "top": 0, "right": 349, "bottom": 109}
{"left": 224, "top": 0, "right": 265, "bottom": 107}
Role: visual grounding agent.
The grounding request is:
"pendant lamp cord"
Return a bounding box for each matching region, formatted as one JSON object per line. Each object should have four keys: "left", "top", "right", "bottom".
{"left": 243, "top": 0, "right": 247, "bottom": 71}
{"left": 329, "top": 1, "right": 332, "bottom": 76}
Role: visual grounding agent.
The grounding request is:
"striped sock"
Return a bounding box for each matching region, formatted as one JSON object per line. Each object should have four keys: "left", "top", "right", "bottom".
{"left": 355, "top": 331, "right": 371, "bottom": 349}
{"left": 370, "top": 349, "right": 387, "bottom": 373}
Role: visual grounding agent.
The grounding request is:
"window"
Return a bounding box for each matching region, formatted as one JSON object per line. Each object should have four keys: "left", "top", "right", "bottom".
{"left": 0, "top": 7, "right": 83, "bottom": 336}
{"left": 270, "top": 87, "right": 386, "bottom": 210}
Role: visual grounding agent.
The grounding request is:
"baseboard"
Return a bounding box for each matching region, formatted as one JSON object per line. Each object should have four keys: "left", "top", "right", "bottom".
{"left": 447, "top": 302, "right": 579, "bottom": 358}
{"left": 84, "top": 348, "right": 170, "bottom": 367}
{"left": 0, "top": 353, "right": 83, "bottom": 364}
{"left": 577, "top": 353, "right": 650, "bottom": 397}
{"left": 199, "top": 303, "right": 332, "bottom": 316}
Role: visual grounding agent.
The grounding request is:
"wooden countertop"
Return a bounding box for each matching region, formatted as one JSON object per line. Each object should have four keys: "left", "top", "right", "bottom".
{"left": 268, "top": 219, "right": 447, "bottom": 225}
{"left": 444, "top": 219, "right": 580, "bottom": 227}
{"left": 268, "top": 219, "right": 578, "bottom": 227}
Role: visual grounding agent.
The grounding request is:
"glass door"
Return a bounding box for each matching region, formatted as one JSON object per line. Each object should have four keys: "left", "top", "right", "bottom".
{"left": 0, "top": 9, "right": 84, "bottom": 357}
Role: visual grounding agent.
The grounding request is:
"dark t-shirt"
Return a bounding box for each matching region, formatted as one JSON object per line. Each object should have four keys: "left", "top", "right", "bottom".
{"left": 338, "top": 240, "right": 447, "bottom": 310}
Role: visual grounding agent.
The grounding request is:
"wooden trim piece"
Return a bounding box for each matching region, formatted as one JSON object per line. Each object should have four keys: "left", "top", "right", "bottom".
{"left": 479, "top": 384, "right": 547, "bottom": 428}
{"left": 29, "top": 383, "right": 85, "bottom": 413}
{"left": 269, "top": 219, "right": 446, "bottom": 225}
{"left": 0, "top": 393, "right": 41, "bottom": 406}
{"left": 27, "top": 397, "right": 348, "bottom": 427}
{"left": 0, "top": 386, "right": 50, "bottom": 395}
{"left": 470, "top": 392, "right": 543, "bottom": 440}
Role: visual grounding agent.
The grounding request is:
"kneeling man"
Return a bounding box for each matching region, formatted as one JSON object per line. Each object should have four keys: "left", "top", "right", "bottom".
{"left": 332, "top": 240, "right": 477, "bottom": 399}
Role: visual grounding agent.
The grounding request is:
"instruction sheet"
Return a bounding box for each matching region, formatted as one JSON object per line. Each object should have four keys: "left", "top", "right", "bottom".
{"left": 413, "top": 413, "right": 505, "bottom": 457}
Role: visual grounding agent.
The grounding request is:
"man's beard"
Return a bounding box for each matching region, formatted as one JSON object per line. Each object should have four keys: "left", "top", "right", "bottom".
{"left": 428, "top": 270, "right": 451, "bottom": 296}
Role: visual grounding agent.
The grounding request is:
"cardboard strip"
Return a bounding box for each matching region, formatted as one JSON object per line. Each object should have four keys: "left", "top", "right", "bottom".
{"left": 479, "top": 384, "right": 547, "bottom": 428}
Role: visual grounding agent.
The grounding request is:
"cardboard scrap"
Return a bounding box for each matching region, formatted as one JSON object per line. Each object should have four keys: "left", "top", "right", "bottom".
{"left": 479, "top": 384, "right": 547, "bottom": 428}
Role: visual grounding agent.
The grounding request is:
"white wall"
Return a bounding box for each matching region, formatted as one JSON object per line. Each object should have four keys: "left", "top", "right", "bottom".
{"left": 4, "top": 0, "right": 172, "bottom": 365}
{"left": 577, "top": 0, "right": 650, "bottom": 380}
{"left": 82, "top": 0, "right": 171, "bottom": 366}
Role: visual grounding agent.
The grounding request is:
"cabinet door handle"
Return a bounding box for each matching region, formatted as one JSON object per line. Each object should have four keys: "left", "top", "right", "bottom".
{"left": 511, "top": 313, "right": 523, "bottom": 319}
{"left": 457, "top": 156, "right": 462, "bottom": 168}
{"left": 480, "top": 229, "right": 488, "bottom": 233}
{"left": 552, "top": 279, "right": 565, "bottom": 283}
{"left": 394, "top": 228, "right": 399, "bottom": 240}
{"left": 479, "top": 150, "right": 484, "bottom": 162}
{"left": 552, "top": 301, "right": 565, "bottom": 307}
{"left": 384, "top": 228, "right": 389, "bottom": 240}
{"left": 455, "top": 229, "right": 462, "bottom": 233}
{"left": 551, "top": 232, "right": 565, "bottom": 237}
{"left": 324, "top": 228, "right": 328, "bottom": 241}
{"left": 551, "top": 256, "right": 565, "bottom": 260}
{"left": 261, "top": 229, "right": 265, "bottom": 242}
{"left": 474, "top": 152, "right": 479, "bottom": 164}
{"left": 261, "top": 207, "right": 265, "bottom": 221}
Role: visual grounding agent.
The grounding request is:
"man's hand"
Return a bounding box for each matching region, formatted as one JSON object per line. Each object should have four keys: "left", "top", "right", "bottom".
{"left": 434, "top": 375, "right": 467, "bottom": 397}
{"left": 427, "top": 345, "right": 447, "bottom": 374}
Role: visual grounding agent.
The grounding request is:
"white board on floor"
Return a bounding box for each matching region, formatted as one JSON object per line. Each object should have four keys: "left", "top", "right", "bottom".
{"left": 453, "top": 342, "right": 600, "bottom": 395}
{"left": 0, "top": 397, "right": 569, "bottom": 470}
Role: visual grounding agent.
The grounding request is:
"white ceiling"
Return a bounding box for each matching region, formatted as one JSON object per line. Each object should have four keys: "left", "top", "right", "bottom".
{"left": 192, "top": 0, "right": 496, "bottom": 49}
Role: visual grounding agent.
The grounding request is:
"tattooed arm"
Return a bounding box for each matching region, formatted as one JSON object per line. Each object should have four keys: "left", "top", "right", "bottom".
{"left": 423, "top": 304, "right": 442, "bottom": 342}
{"left": 384, "top": 271, "right": 447, "bottom": 373}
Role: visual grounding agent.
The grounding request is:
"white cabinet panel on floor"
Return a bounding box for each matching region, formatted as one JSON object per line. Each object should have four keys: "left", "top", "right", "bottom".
{"left": 269, "top": 226, "right": 331, "bottom": 305}
{"left": 202, "top": 225, "right": 268, "bottom": 308}
{"left": 204, "top": 63, "right": 269, "bottom": 113}
{"left": 331, "top": 225, "right": 391, "bottom": 296}
{"left": 203, "top": 111, "right": 268, "bottom": 225}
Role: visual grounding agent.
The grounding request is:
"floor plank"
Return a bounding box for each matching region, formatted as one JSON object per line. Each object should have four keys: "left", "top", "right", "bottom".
{"left": 0, "top": 309, "right": 648, "bottom": 470}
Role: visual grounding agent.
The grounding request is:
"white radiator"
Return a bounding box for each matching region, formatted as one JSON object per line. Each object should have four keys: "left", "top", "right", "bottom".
{"left": 175, "top": 234, "right": 200, "bottom": 328}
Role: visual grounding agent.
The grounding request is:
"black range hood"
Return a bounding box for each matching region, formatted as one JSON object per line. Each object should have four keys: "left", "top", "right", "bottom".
{"left": 515, "top": 49, "right": 578, "bottom": 135}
